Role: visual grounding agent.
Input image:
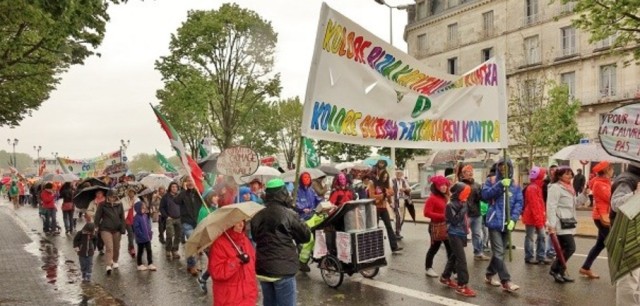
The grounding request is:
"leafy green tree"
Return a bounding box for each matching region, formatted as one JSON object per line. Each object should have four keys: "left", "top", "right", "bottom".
{"left": 316, "top": 141, "right": 371, "bottom": 163}
{"left": 128, "top": 153, "right": 163, "bottom": 173}
{"left": 0, "top": 0, "right": 125, "bottom": 126}
{"left": 509, "top": 80, "right": 582, "bottom": 167}
{"left": 377, "top": 148, "right": 430, "bottom": 169}
{"left": 155, "top": 4, "right": 281, "bottom": 151}
{"left": 0, "top": 150, "right": 34, "bottom": 173}
{"left": 236, "top": 100, "right": 280, "bottom": 157}
{"left": 562, "top": 0, "right": 640, "bottom": 63}
{"left": 272, "top": 97, "right": 302, "bottom": 169}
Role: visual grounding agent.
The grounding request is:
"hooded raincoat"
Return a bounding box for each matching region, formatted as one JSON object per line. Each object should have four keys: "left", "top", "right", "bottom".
{"left": 481, "top": 159, "right": 523, "bottom": 232}
{"left": 296, "top": 172, "right": 322, "bottom": 220}
{"left": 522, "top": 168, "right": 546, "bottom": 229}
{"left": 209, "top": 227, "right": 258, "bottom": 306}
{"left": 133, "top": 201, "right": 152, "bottom": 244}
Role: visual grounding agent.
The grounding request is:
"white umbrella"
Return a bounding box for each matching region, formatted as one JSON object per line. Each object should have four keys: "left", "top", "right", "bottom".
{"left": 51, "top": 173, "right": 79, "bottom": 183}
{"left": 335, "top": 162, "right": 355, "bottom": 171}
{"left": 352, "top": 163, "right": 371, "bottom": 171}
{"left": 239, "top": 166, "right": 282, "bottom": 184}
{"left": 551, "top": 143, "right": 627, "bottom": 162}
{"left": 185, "top": 201, "right": 264, "bottom": 257}
{"left": 140, "top": 174, "right": 173, "bottom": 190}
{"left": 280, "top": 168, "right": 326, "bottom": 182}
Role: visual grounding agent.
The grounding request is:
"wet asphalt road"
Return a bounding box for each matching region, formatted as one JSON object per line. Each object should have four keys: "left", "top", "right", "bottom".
{"left": 10, "top": 203, "right": 615, "bottom": 306}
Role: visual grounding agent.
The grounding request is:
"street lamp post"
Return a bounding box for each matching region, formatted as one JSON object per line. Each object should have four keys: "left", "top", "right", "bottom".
{"left": 33, "top": 145, "right": 42, "bottom": 161}
{"left": 374, "top": 0, "right": 410, "bottom": 169}
{"left": 120, "top": 139, "right": 130, "bottom": 163}
{"left": 52, "top": 152, "right": 58, "bottom": 172}
{"left": 7, "top": 138, "right": 19, "bottom": 167}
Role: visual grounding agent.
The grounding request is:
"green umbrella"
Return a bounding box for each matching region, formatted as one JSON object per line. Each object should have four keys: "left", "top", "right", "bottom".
{"left": 606, "top": 213, "right": 640, "bottom": 284}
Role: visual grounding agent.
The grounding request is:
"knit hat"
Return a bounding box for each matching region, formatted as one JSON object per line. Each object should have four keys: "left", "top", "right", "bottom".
{"left": 265, "top": 178, "right": 285, "bottom": 190}
{"left": 592, "top": 161, "right": 610, "bottom": 173}
{"left": 429, "top": 175, "right": 450, "bottom": 189}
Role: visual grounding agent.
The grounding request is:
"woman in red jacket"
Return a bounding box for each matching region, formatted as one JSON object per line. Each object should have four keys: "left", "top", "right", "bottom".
{"left": 40, "top": 182, "right": 59, "bottom": 235}
{"left": 424, "top": 175, "right": 452, "bottom": 278}
{"left": 522, "top": 166, "right": 550, "bottom": 264}
{"left": 580, "top": 161, "right": 613, "bottom": 279}
{"left": 329, "top": 173, "right": 354, "bottom": 206}
{"left": 209, "top": 220, "right": 257, "bottom": 306}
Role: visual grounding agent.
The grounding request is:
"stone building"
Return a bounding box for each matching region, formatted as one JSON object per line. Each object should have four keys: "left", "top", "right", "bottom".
{"left": 402, "top": 0, "right": 640, "bottom": 182}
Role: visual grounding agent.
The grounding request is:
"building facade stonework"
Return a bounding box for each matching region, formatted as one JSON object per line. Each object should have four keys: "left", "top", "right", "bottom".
{"left": 403, "top": 0, "right": 640, "bottom": 180}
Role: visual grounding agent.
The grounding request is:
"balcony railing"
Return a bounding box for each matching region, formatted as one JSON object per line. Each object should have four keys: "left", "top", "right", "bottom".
{"left": 576, "top": 86, "right": 640, "bottom": 106}
{"left": 523, "top": 14, "right": 540, "bottom": 27}
{"left": 557, "top": 46, "right": 578, "bottom": 58}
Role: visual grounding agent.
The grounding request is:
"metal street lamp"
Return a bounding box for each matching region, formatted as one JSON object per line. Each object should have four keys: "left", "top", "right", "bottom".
{"left": 33, "top": 145, "right": 42, "bottom": 161}
{"left": 120, "top": 139, "right": 130, "bottom": 163}
{"left": 7, "top": 138, "right": 18, "bottom": 167}
{"left": 374, "top": 0, "right": 410, "bottom": 169}
{"left": 52, "top": 152, "right": 58, "bottom": 171}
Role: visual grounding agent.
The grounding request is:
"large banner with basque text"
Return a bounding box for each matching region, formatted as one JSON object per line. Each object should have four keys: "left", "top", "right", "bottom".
{"left": 301, "top": 3, "right": 508, "bottom": 149}
{"left": 58, "top": 150, "right": 124, "bottom": 177}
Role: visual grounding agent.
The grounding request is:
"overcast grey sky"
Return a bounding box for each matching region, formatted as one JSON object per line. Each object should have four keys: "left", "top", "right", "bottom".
{"left": 1, "top": 0, "right": 409, "bottom": 160}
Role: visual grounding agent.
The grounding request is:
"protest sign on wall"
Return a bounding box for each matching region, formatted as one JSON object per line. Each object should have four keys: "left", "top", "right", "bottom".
{"left": 598, "top": 102, "right": 640, "bottom": 162}
{"left": 301, "top": 3, "right": 508, "bottom": 149}
{"left": 216, "top": 147, "right": 260, "bottom": 177}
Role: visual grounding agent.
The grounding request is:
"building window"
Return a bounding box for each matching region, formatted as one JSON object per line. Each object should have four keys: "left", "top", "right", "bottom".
{"left": 417, "top": 34, "right": 427, "bottom": 52}
{"left": 561, "top": 26, "right": 577, "bottom": 56}
{"left": 417, "top": 1, "right": 427, "bottom": 19}
{"left": 525, "top": 0, "right": 539, "bottom": 25}
{"left": 447, "top": 23, "right": 458, "bottom": 47}
{"left": 600, "top": 64, "right": 616, "bottom": 97}
{"left": 429, "top": 0, "right": 445, "bottom": 16}
{"left": 447, "top": 57, "right": 458, "bottom": 74}
{"left": 596, "top": 34, "right": 617, "bottom": 49}
{"left": 447, "top": 0, "right": 459, "bottom": 8}
{"left": 481, "top": 48, "right": 493, "bottom": 61}
{"left": 524, "top": 35, "right": 540, "bottom": 65}
{"left": 561, "top": 71, "right": 576, "bottom": 98}
{"left": 482, "top": 11, "right": 494, "bottom": 37}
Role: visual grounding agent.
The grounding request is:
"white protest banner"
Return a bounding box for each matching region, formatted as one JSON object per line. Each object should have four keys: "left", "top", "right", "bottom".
{"left": 216, "top": 147, "right": 260, "bottom": 177}
{"left": 336, "top": 231, "right": 352, "bottom": 264}
{"left": 599, "top": 102, "right": 640, "bottom": 162}
{"left": 301, "top": 3, "right": 508, "bottom": 149}
{"left": 58, "top": 150, "right": 123, "bottom": 177}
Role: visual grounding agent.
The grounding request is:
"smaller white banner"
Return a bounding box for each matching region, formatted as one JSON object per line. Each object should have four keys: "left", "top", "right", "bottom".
{"left": 336, "top": 232, "right": 352, "bottom": 264}
{"left": 313, "top": 230, "right": 327, "bottom": 259}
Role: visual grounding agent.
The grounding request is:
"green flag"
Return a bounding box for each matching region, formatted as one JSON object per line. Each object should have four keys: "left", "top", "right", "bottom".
{"left": 198, "top": 143, "right": 208, "bottom": 159}
{"left": 155, "top": 149, "right": 177, "bottom": 173}
{"left": 303, "top": 138, "right": 320, "bottom": 168}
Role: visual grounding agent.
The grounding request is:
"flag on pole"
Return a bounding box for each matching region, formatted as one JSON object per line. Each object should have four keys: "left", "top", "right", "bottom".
{"left": 197, "top": 142, "right": 208, "bottom": 160}
{"left": 155, "top": 150, "right": 177, "bottom": 173}
{"left": 303, "top": 138, "right": 320, "bottom": 168}
{"left": 150, "top": 104, "right": 205, "bottom": 193}
{"left": 38, "top": 159, "right": 46, "bottom": 176}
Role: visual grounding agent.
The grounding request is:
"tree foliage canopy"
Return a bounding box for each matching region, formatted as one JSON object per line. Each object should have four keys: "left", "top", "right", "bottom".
{"left": 565, "top": 0, "right": 640, "bottom": 63}
{"left": 316, "top": 141, "right": 371, "bottom": 163}
{"left": 0, "top": 0, "right": 123, "bottom": 126}
{"left": 155, "top": 3, "right": 281, "bottom": 152}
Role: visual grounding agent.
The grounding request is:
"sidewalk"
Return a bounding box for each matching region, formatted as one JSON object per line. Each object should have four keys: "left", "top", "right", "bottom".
{"left": 409, "top": 201, "right": 597, "bottom": 238}
{"left": 0, "top": 203, "right": 67, "bottom": 305}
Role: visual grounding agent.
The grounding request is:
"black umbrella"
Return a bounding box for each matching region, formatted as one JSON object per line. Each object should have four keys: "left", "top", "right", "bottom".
{"left": 114, "top": 181, "right": 146, "bottom": 199}
{"left": 78, "top": 177, "right": 107, "bottom": 188}
{"left": 403, "top": 202, "right": 417, "bottom": 223}
{"left": 73, "top": 185, "right": 110, "bottom": 209}
{"left": 198, "top": 153, "right": 219, "bottom": 173}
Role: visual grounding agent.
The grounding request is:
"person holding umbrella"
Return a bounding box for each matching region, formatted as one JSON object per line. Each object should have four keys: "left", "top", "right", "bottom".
{"left": 251, "top": 178, "right": 311, "bottom": 306}
{"left": 208, "top": 220, "right": 258, "bottom": 306}
{"left": 546, "top": 166, "right": 578, "bottom": 283}
{"left": 481, "top": 159, "right": 522, "bottom": 292}
{"left": 94, "top": 189, "right": 126, "bottom": 275}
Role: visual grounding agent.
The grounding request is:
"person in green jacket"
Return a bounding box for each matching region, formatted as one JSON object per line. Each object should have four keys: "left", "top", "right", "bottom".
{"left": 9, "top": 181, "right": 19, "bottom": 209}
{"left": 196, "top": 187, "right": 220, "bottom": 293}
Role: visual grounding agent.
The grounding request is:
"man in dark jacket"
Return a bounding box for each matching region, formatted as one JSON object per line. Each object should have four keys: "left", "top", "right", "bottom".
{"left": 176, "top": 177, "right": 202, "bottom": 276}
{"left": 460, "top": 164, "right": 489, "bottom": 261}
{"left": 160, "top": 182, "right": 182, "bottom": 260}
{"left": 573, "top": 169, "right": 586, "bottom": 195}
{"left": 251, "top": 178, "right": 311, "bottom": 306}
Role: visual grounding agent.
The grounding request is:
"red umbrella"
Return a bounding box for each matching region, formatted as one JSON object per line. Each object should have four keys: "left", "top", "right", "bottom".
{"left": 1, "top": 177, "right": 10, "bottom": 185}
{"left": 550, "top": 233, "right": 566, "bottom": 270}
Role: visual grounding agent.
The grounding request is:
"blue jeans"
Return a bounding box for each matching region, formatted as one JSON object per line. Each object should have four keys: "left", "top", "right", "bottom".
{"left": 43, "top": 209, "right": 57, "bottom": 233}
{"left": 260, "top": 275, "right": 297, "bottom": 306}
{"left": 545, "top": 232, "right": 557, "bottom": 257}
{"left": 524, "top": 225, "right": 546, "bottom": 261}
{"left": 79, "top": 255, "right": 93, "bottom": 281}
{"left": 182, "top": 223, "right": 196, "bottom": 268}
{"left": 469, "top": 216, "right": 483, "bottom": 256}
{"left": 487, "top": 230, "right": 511, "bottom": 283}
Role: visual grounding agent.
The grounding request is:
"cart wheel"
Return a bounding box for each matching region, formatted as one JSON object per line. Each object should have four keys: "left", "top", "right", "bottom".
{"left": 359, "top": 267, "right": 379, "bottom": 279}
{"left": 320, "top": 255, "right": 344, "bottom": 288}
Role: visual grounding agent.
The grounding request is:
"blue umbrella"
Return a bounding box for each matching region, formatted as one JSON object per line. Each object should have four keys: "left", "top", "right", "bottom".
{"left": 363, "top": 156, "right": 393, "bottom": 168}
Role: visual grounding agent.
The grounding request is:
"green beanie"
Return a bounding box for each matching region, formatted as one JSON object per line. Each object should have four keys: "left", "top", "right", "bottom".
{"left": 266, "top": 178, "right": 285, "bottom": 189}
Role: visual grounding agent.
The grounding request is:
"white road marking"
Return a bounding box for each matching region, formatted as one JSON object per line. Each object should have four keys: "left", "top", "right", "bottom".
{"left": 357, "top": 278, "right": 479, "bottom": 306}
{"left": 514, "top": 246, "right": 608, "bottom": 260}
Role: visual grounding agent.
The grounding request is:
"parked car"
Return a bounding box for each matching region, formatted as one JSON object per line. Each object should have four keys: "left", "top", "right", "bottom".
{"left": 410, "top": 182, "right": 429, "bottom": 199}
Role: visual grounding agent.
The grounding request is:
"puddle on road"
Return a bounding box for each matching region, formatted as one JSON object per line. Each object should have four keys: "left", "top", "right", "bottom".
{"left": 24, "top": 235, "right": 125, "bottom": 306}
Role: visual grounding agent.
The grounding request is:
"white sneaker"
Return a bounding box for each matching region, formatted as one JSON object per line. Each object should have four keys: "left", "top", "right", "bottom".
{"left": 137, "top": 265, "right": 148, "bottom": 271}
{"left": 106, "top": 266, "right": 112, "bottom": 275}
{"left": 452, "top": 273, "right": 458, "bottom": 280}
{"left": 426, "top": 268, "right": 439, "bottom": 278}
{"left": 148, "top": 264, "right": 157, "bottom": 271}
{"left": 485, "top": 275, "right": 501, "bottom": 287}
{"left": 112, "top": 262, "right": 119, "bottom": 269}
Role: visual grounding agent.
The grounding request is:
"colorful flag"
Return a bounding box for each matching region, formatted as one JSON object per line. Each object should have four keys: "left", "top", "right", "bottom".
{"left": 150, "top": 104, "right": 205, "bottom": 193}
{"left": 198, "top": 142, "right": 209, "bottom": 160}
{"left": 303, "top": 138, "right": 320, "bottom": 168}
{"left": 38, "top": 159, "right": 46, "bottom": 176}
{"left": 155, "top": 150, "right": 177, "bottom": 173}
